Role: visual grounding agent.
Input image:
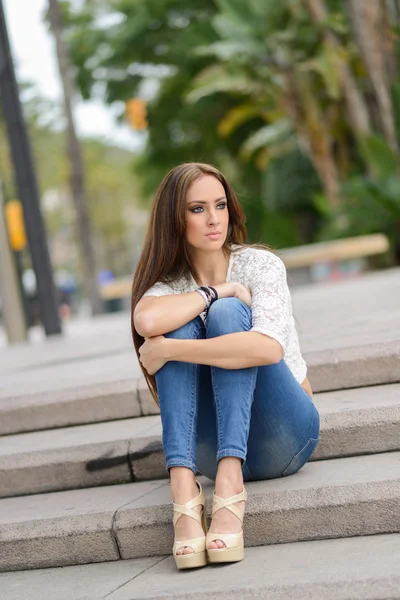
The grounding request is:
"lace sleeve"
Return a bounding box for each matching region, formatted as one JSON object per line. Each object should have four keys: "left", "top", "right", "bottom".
{"left": 249, "top": 251, "right": 292, "bottom": 354}
{"left": 142, "top": 280, "right": 174, "bottom": 297}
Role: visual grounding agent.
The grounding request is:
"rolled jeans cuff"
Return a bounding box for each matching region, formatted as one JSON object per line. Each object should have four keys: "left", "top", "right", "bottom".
{"left": 165, "top": 459, "right": 197, "bottom": 476}
{"left": 216, "top": 449, "right": 247, "bottom": 464}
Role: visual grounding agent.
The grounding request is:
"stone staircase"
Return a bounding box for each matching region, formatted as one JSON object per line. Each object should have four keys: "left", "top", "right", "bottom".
{"left": 1, "top": 269, "right": 400, "bottom": 598}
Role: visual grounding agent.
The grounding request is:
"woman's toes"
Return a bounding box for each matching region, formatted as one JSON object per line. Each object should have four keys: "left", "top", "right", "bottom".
{"left": 208, "top": 539, "right": 226, "bottom": 549}
{"left": 177, "top": 546, "right": 194, "bottom": 555}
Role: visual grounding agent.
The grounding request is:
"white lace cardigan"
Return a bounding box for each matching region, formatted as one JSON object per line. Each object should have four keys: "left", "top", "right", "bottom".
{"left": 142, "top": 244, "right": 307, "bottom": 383}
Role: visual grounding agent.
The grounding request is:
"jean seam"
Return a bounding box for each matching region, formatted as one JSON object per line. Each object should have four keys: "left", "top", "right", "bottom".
{"left": 210, "top": 365, "right": 222, "bottom": 455}
{"left": 187, "top": 325, "right": 204, "bottom": 470}
{"left": 187, "top": 362, "right": 196, "bottom": 468}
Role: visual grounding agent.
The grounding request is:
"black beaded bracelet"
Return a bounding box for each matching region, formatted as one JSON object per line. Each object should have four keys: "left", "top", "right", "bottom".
{"left": 199, "top": 286, "right": 212, "bottom": 303}
{"left": 199, "top": 285, "right": 218, "bottom": 311}
{"left": 208, "top": 286, "right": 218, "bottom": 303}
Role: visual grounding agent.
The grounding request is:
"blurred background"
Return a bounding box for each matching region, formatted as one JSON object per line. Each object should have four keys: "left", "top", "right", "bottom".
{"left": 1, "top": 0, "right": 399, "bottom": 342}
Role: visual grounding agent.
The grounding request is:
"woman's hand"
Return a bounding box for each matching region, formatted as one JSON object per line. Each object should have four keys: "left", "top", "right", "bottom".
{"left": 214, "top": 282, "right": 252, "bottom": 307}
{"left": 232, "top": 282, "right": 252, "bottom": 308}
{"left": 139, "top": 335, "right": 169, "bottom": 375}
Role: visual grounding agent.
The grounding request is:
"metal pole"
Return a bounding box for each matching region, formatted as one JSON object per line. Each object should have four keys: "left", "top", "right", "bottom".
{"left": 0, "top": 183, "right": 27, "bottom": 343}
{"left": 0, "top": 0, "right": 61, "bottom": 335}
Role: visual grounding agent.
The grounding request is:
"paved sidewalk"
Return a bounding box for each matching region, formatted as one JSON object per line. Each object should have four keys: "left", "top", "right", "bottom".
{"left": 2, "top": 267, "right": 399, "bottom": 374}
{"left": 1, "top": 533, "right": 400, "bottom": 599}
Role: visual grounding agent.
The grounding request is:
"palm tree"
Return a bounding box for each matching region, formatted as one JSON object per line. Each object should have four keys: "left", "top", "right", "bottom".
{"left": 344, "top": 0, "right": 398, "bottom": 153}
{"left": 187, "top": 0, "right": 345, "bottom": 208}
{"left": 188, "top": 0, "right": 400, "bottom": 210}
{"left": 47, "top": 0, "right": 102, "bottom": 315}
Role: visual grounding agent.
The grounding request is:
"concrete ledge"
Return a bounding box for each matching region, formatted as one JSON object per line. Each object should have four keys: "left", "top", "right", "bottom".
{"left": 0, "top": 513, "right": 119, "bottom": 572}
{"left": 137, "top": 378, "right": 161, "bottom": 416}
{"left": 1, "top": 534, "right": 400, "bottom": 599}
{"left": 1, "top": 451, "right": 398, "bottom": 571}
{"left": 307, "top": 340, "right": 400, "bottom": 392}
{"left": 115, "top": 451, "right": 400, "bottom": 560}
{"left": 0, "top": 380, "right": 142, "bottom": 436}
{"left": 1, "top": 384, "right": 399, "bottom": 497}
{"left": 129, "top": 435, "right": 165, "bottom": 481}
{"left": 109, "top": 533, "right": 400, "bottom": 600}
{"left": 0, "top": 481, "right": 166, "bottom": 572}
{"left": 0, "top": 416, "right": 161, "bottom": 498}
{"left": 313, "top": 382, "right": 400, "bottom": 459}
{"left": 2, "top": 340, "right": 399, "bottom": 436}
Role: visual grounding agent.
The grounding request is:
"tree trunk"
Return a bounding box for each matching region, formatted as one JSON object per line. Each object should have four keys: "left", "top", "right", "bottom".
{"left": 305, "top": 0, "right": 372, "bottom": 142}
{"left": 346, "top": 0, "right": 399, "bottom": 154}
{"left": 48, "top": 0, "right": 102, "bottom": 315}
{"left": 391, "top": 0, "right": 400, "bottom": 23}
{"left": 284, "top": 69, "right": 341, "bottom": 209}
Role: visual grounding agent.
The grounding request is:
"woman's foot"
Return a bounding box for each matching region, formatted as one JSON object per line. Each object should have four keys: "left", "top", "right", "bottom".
{"left": 207, "top": 458, "right": 245, "bottom": 550}
{"left": 171, "top": 471, "right": 206, "bottom": 556}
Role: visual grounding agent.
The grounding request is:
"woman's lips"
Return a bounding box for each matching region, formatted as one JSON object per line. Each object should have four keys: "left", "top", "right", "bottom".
{"left": 206, "top": 232, "right": 221, "bottom": 239}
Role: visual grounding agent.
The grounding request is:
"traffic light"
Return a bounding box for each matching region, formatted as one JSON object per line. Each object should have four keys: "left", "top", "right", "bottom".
{"left": 126, "top": 98, "right": 148, "bottom": 130}
{"left": 5, "top": 199, "right": 27, "bottom": 251}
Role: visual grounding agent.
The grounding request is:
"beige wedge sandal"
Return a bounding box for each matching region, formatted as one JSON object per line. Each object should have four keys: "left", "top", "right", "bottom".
{"left": 172, "top": 479, "right": 208, "bottom": 570}
{"left": 206, "top": 485, "right": 247, "bottom": 564}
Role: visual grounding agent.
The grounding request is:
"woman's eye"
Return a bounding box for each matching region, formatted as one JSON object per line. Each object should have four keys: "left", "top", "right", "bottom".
{"left": 190, "top": 202, "right": 227, "bottom": 213}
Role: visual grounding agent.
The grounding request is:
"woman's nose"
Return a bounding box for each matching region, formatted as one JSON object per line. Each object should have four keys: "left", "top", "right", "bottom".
{"left": 208, "top": 210, "right": 219, "bottom": 225}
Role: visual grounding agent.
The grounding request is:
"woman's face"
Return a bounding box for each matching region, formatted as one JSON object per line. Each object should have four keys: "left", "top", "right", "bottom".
{"left": 185, "top": 175, "right": 229, "bottom": 251}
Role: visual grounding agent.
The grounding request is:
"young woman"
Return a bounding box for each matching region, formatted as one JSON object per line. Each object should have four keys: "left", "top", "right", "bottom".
{"left": 131, "top": 162, "right": 320, "bottom": 570}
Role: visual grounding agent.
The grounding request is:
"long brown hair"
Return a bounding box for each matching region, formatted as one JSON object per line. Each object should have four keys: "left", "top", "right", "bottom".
{"left": 131, "top": 162, "right": 274, "bottom": 406}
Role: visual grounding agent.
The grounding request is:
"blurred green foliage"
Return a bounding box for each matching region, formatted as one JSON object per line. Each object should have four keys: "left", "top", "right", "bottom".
{"left": 48, "top": 0, "right": 400, "bottom": 260}
{"left": 59, "top": 0, "right": 321, "bottom": 246}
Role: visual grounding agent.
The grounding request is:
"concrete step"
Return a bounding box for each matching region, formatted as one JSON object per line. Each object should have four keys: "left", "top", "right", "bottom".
{"left": 1, "top": 450, "right": 399, "bottom": 572}
{"left": 1, "top": 533, "right": 400, "bottom": 599}
{"left": 2, "top": 339, "right": 399, "bottom": 436}
{"left": 0, "top": 415, "right": 162, "bottom": 498}
{"left": 1, "top": 383, "right": 400, "bottom": 498}
{"left": 0, "top": 358, "right": 156, "bottom": 437}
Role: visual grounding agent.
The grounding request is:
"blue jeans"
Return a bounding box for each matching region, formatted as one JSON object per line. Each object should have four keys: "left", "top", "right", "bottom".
{"left": 155, "top": 298, "right": 320, "bottom": 482}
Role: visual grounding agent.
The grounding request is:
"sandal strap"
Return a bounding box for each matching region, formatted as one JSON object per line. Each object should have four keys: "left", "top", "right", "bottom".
{"left": 172, "top": 480, "right": 206, "bottom": 527}
{"left": 212, "top": 487, "right": 247, "bottom": 522}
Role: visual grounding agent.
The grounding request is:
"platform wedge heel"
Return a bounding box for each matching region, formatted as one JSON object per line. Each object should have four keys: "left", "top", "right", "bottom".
{"left": 206, "top": 486, "right": 247, "bottom": 564}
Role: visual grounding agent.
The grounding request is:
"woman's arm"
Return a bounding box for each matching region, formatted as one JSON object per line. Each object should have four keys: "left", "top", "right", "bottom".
{"left": 134, "top": 282, "right": 241, "bottom": 338}
{"left": 165, "top": 330, "right": 283, "bottom": 369}
{"left": 167, "top": 332, "right": 313, "bottom": 395}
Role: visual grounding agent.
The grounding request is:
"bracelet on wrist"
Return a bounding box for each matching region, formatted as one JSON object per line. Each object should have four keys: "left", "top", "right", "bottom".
{"left": 197, "top": 286, "right": 219, "bottom": 318}
{"left": 195, "top": 288, "right": 210, "bottom": 310}
{"left": 208, "top": 286, "right": 218, "bottom": 303}
{"left": 199, "top": 286, "right": 211, "bottom": 301}
{"left": 199, "top": 285, "right": 218, "bottom": 307}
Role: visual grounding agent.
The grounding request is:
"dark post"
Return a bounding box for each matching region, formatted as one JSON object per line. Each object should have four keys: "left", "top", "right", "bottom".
{"left": 0, "top": 1, "right": 61, "bottom": 335}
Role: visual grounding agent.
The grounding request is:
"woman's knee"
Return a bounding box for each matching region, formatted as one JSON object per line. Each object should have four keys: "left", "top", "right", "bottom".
{"left": 206, "top": 297, "right": 251, "bottom": 336}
